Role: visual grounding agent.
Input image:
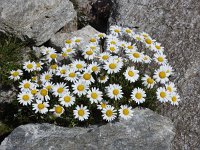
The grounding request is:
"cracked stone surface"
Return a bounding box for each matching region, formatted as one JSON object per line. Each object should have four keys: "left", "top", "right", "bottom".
{"left": 109, "top": 0, "right": 200, "bottom": 149}
{"left": 0, "top": 108, "right": 175, "bottom": 150}
{"left": 0, "top": 0, "right": 77, "bottom": 45}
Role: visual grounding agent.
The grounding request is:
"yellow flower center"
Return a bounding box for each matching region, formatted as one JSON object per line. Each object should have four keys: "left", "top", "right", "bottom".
{"left": 86, "top": 50, "right": 93, "bottom": 55}
{"left": 133, "top": 52, "right": 140, "bottom": 58}
{"left": 76, "top": 64, "right": 82, "bottom": 69}
{"left": 36, "top": 63, "right": 41, "bottom": 68}
{"left": 136, "top": 37, "right": 141, "bottom": 41}
{"left": 101, "top": 103, "right": 107, "bottom": 109}
{"left": 60, "top": 70, "right": 66, "bottom": 74}
{"left": 109, "top": 47, "right": 115, "bottom": 52}
{"left": 50, "top": 53, "right": 57, "bottom": 59}
{"left": 46, "top": 85, "right": 52, "bottom": 90}
{"left": 109, "top": 63, "right": 116, "bottom": 69}
{"left": 135, "top": 93, "right": 142, "bottom": 99}
{"left": 172, "top": 96, "right": 177, "bottom": 102}
{"left": 55, "top": 106, "right": 63, "bottom": 114}
{"left": 75, "top": 39, "right": 81, "bottom": 43}
{"left": 91, "top": 92, "right": 98, "bottom": 99}
{"left": 77, "top": 84, "right": 84, "bottom": 91}
{"left": 92, "top": 66, "right": 98, "bottom": 72}
{"left": 106, "top": 110, "right": 113, "bottom": 117}
{"left": 31, "top": 89, "right": 37, "bottom": 95}
{"left": 24, "top": 83, "right": 30, "bottom": 88}
{"left": 147, "top": 78, "right": 154, "bottom": 84}
{"left": 159, "top": 71, "right": 166, "bottom": 79}
{"left": 32, "top": 76, "right": 37, "bottom": 81}
{"left": 100, "top": 76, "right": 106, "bottom": 80}
{"left": 155, "top": 45, "right": 161, "bottom": 49}
{"left": 38, "top": 103, "right": 44, "bottom": 110}
{"left": 90, "top": 38, "right": 96, "bottom": 42}
{"left": 66, "top": 48, "right": 72, "bottom": 52}
{"left": 64, "top": 96, "right": 71, "bottom": 102}
{"left": 114, "top": 29, "right": 120, "bottom": 33}
{"left": 65, "top": 39, "right": 71, "bottom": 44}
{"left": 27, "top": 64, "right": 33, "bottom": 69}
{"left": 113, "top": 89, "right": 119, "bottom": 95}
{"left": 167, "top": 86, "right": 172, "bottom": 92}
{"left": 157, "top": 57, "right": 164, "bottom": 62}
{"left": 40, "top": 89, "right": 48, "bottom": 96}
{"left": 123, "top": 109, "right": 129, "bottom": 115}
{"left": 78, "top": 109, "right": 85, "bottom": 116}
{"left": 102, "top": 55, "right": 109, "bottom": 60}
{"left": 22, "top": 95, "right": 29, "bottom": 101}
{"left": 62, "top": 52, "right": 68, "bottom": 57}
{"left": 45, "top": 75, "right": 51, "bottom": 80}
{"left": 83, "top": 73, "right": 91, "bottom": 80}
{"left": 98, "top": 34, "right": 104, "bottom": 38}
{"left": 127, "top": 45, "right": 133, "bottom": 49}
{"left": 125, "top": 29, "right": 131, "bottom": 33}
{"left": 90, "top": 46, "right": 96, "bottom": 50}
{"left": 128, "top": 71, "right": 134, "bottom": 77}
{"left": 51, "top": 64, "right": 57, "bottom": 69}
{"left": 57, "top": 87, "right": 64, "bottom": 94}
{"left": 110, "top": 41, "right": 116, "bottom": 45}
{"left": 160, "top": 92, "right": 166, "bottom": 98}
{"left": 69, "top": 72, "right": 76, "bottom": 78}
{"left": 12, "top": 71, "right": 19, "bottom": 77}
{"left": 145, "top": 38, "right": 152, "bottom": 44}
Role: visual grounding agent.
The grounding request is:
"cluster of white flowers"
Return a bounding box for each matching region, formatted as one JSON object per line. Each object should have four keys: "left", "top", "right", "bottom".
{"left": 9, "top": 25, "right": 180, "bottom": 123}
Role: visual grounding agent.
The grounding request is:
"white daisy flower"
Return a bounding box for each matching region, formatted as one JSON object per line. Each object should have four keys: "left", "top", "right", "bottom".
{"left": 98, "top": 75, "right": 109, "bottom": 83}
{"left": 59, "top": 92, "right": 75, "bottom": 107}
{"left": 19, "top": 79, "right": 34, "bottom": 92}
{"left": 40, "top": 71, "right": 53, "bottom": 83}
{"left": 65, "top": 39, "right": 75, "bottom": 46}
{"left": 99, "top": 52, "right": 111, "bottom": 62}
{"left": 142, "top": 55, "right": 151, "bottom": 63}
{"left": 110, "top": 25, "right": 122, "bottom": 36}
{"left": 72, "top": 37, "right": 83, "bottom": 45}
{"left": 50, "top": 105, "right": 64, "bottom": 117}
{"left": 133, "top": 34, "right": 143, "bottom": 41}
{"left": 32, "top": 100, "right": 49, "bottom": 114}
{"left": 102, "top": 105, "right": 117, "bottom": 122}
{"left": 56, "top": 65, "right": 68, "bottom": 77}
{"left": 88, "top": 62, "right": 101, "bottom": 74}
{"left": 89, "top": 37, "right": 98, "bottom": 44}
{"left": 35, "top": 61, "right": 44, "bottom": 71}
{"left": 43, "top": 82, "right": 54, "bottom": 91}
{"left": 124, "top": 66, "right": 139, "bottom": 83}
{"left": 97, "top": 101, "right": 109, "bottom": 110}
{"left": 62, "top": 46, "right": 75, "bottom": 55}
{"left": 65, "top": 69, "right": 80, "bottom": 83}
{"left": 165, "top": 82, "right": 177, "bottom": 93}
{"left": 125, "top": 43, "right": 137, "bottom": 52}
{"left": 96, "top": 33, "right": 106, "bottom": 39}
{"left": 73, "top": 105, "right": 90, "bottom": 121}
{"left": 82, "top": 48, "right": 96, "bottom": 60}
{"left": 152, "top": 42, "right": 164, "bottom": 53}
{"left": 47, "top": 51, "right": 58, "bottom": 63}
{"left": 106, "top": 84, "right": 123, "bottom": 100}
{"left": 169, "top": 92, "right": 180, "bottom": 105}
{"left": 23, "top": 61, "right": 36, "bottom": 72}
{"left": 30, "top": 87, "right": 38, "bottom": 96}
{"left": 104, "top": 58, "right": 123, "bottom": 74}
{"left": 72, "top": 80, "right": 89, "bottom": 97}
{"left": 156, "top": 87, "right": 170, "bottom": 103}
{"left": 141, "top": 32, "right": 150, "bottom": 39}
{"left": 17, "top": 92, "right": 33, "bottom": 106}
{"left": 81, "top": 70, "right": 94, "bottom": 84}
{"left": 36, "top": 88, "right": 50, "bottom": 101}
{"left": 9, "top": 69, "right": 23, "bottom": 81}
{"left": 107, "top": 44, "right": 119, "bottom": 53}
{"left": 118, "top": 41, "right": 128, "bottom": 49}
{"left": 87, "top": 87, "right": 103, "bottom": 104}
{"left": 153, "top": 66, "right": 169, "bottom": 84}
{"left": 162, "top": 64, "right": 173, "bottom": 75}
{"left": 119, "top": 105, "right": 134, "bottom": 120}
{"left": 127, "top": 51, "right": 144, "bottom": 63}
{"left": 87, "top": 43, "right": 100, "bottom": 52}
{"left": 141, "top": 75, "right": 156, "bottom": 89}
{"left": 72, "top": 60, "right": 86, "bottom": 71}
{"left": 154, "top": 52, "right": 167, "bottom": 65}
{"left": 123, "top": 27, "right": 133, "bottom": 36}
{"left": 41, "top": 47, "right": 56, "bottom": 55}
{"left": 49, "top": 64, "right": 58, "bottom": 73}
{"left": 106, "top": 35, "right": 119, "bottom": 45}
{"left": 131, "top": 88, "right": 146, "bottom": 104}
{"left": 52, "top": 83, "right": 68, "bottom": 97}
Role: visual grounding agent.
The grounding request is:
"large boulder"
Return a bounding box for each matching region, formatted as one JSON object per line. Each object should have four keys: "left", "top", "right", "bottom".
{"left": 109, "top": 0, "right": 200, "bottom": 149}
{"left": 0, "top": 0, "right": 77, "bottom": 46}
{"left": 1, "top": 108, "right": 175, "bottom": 150}
{"left": 50, "top": 25, "right": 100, "bottom": 49}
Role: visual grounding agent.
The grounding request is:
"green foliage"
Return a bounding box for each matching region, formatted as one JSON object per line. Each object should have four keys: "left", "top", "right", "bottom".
{"left": 0, "top": 34, "right": 26, "bottom": 85}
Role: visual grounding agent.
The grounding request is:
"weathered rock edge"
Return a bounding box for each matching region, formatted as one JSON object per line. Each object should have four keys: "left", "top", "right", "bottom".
{"left": 1, "top": 108, "right": 175, "bottom": 150}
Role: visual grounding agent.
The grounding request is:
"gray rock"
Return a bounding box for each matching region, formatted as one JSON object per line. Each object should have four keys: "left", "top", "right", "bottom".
{"left": 0, "top": 0, "right": 77, "bottom": 46}
{"left": 0, "top": 108, "right": 175, "bottom": 150}
{"left": 50, "top": 25, "right": 100, "bottom": 49}
{"left": 109, "top": 0, "right": 200, "bottom": 149}
{"left": 0, "top": 85, "right": 16, "bottom": 104}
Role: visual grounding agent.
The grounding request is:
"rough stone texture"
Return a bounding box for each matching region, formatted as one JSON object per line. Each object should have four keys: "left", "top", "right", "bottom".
{"left": 109, "top": 0, "right": 200, "bottom": 149}
{"left": 50, "top": 25, "right": 100, "bottom": 49}
{"left": 0, "top": 85, "right": 16, "bottom": 104}
{"left": 0, "top": 0, "right": 77, "bottom": 46}
{"left": 0, "top": 108, "right": 175, "bottom": 150}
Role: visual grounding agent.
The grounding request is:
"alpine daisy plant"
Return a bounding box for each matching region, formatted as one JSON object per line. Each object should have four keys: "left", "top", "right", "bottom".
{"left": 9, "top": 25, "right": 180, "bottom": 126}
